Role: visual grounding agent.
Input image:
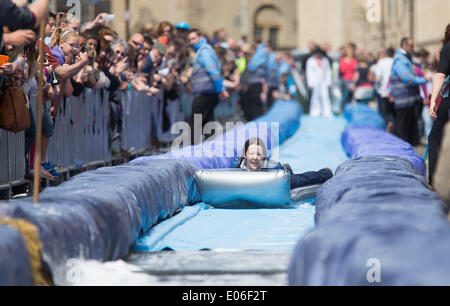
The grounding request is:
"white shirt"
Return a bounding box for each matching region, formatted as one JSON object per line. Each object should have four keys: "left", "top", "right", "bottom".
{"left": 306, "top": 56, "right": 332, "bottom": 89}
{"left": 373, "top": 57, "right": 394, "bottom": 98}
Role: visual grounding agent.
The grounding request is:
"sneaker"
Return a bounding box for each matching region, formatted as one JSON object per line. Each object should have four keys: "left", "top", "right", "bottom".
{"left": 28, "top": 167, "right": 56, "bottom": 181}
{"left": 42, "top": 162, "right": 55, "bottom": 172}
{"left": 49, "top": 168, "right": 63, "bottom": 178}
{"left": 323, "top": 168, "right": 334, "bottom": 176}
{"left": 282, "top": 163, "right": 293, "bottom": 172}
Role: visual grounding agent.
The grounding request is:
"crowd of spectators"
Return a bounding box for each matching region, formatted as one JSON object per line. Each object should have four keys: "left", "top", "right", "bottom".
{"left": 0, "top": 1, "right": 298, "bottom": 181}
{"left": 301, "top": 38, "right": 441, "bottom": 146}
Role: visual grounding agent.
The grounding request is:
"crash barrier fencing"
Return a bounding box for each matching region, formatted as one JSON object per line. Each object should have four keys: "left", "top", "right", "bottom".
{"left": 0, "top": 130, "right": 25, "bottom": 186}
{"left": 1, "top": 87, "right": 243, "bottom": 188}
{"left": 288, "top": 104, "right": 450, "bottom": 286}
{"left": 0, "top": 98, "right": 301, "bottom": 285}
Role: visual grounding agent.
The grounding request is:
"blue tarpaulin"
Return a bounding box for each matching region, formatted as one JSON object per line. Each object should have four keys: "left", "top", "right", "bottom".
{"left": 288, "top": 105, "right": 450, "bottom": 286}
{"left": 0, "top": 225, "right": 32, "bottom": 286}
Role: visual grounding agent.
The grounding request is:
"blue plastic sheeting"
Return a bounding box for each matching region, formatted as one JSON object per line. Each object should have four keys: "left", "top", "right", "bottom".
{"left": 0, "top": 225, "right": 33, "bottom": 286}
{"left": 288, "top": 156, "right": 450, "bottom": 285}
{"left": 342, "top": 126, "right": 426, "bottom": 176}
{"left": 0, "top": 159, "right": 199, "bottom": 283}
{"left": 135, "top": 203, "right": 316, "bottom": 252}
{"left": 315, "top": 156, "right": 447, "bottom": 225}
{"left": 132, "top": 100, "right": 302, "bottom": 170}
{"left": 343, "top": 103, "right": 386, "bottom": 130}
{"left": 134, "top": 116, "right": 349, "bottom": 252}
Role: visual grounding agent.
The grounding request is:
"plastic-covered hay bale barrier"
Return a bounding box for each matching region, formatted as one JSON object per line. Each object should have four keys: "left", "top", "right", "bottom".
{"left": 289, "top": 104, "right": 450, "bottom": 285}
{"left": 288, "top": 156, "right": 450, "bottom": 285}
{"left": 342, "top": 126, "right": 426, "bottom": 177}
{"left": 0, "top": 99, "right": 301, "bottom": 284}
{"left": 343, "top": 104, "right": 386, "bottom": 130}
{"left": 0, "top": 159, "right": 199, "bottom": 284}
{"left": 133, "top": 99, "right": 302, "bottom": 169}
{"left": 0, "top": 224, "right": 33, "bottom": 286}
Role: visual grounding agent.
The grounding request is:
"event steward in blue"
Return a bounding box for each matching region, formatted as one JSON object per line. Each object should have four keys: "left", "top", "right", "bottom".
{"left": 391, "top": 49, "right": 427, "bottom": 110}
{"left": 188, "top": 29, "right": 228, "bottom": 145}
{"left": 390, "top": 37, "right": 430, "bottom": 146}
{"left": 191, "top": 36, "right": 225, "bottom": 95}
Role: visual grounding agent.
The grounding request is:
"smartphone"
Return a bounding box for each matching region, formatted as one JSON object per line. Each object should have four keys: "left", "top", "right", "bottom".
{"left": 0, "top": 55, "right": 9, "bottom": 66}
{"left": 102, "top": 14, "right": 115, "bottom": 22}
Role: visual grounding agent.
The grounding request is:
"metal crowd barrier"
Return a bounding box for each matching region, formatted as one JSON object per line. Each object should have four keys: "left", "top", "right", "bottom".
{"left": 29, "top": 89, "right": 111, "bottom": 169}
{"left": 0, "top": 130, "right": 25, "bottom": 186}
{"left": 1, "top": 86, "right": 221, "bottom": 190}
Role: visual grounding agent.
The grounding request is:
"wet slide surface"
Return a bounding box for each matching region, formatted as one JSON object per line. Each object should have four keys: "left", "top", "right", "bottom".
{"left": 127, "top": 116, "right": 348, "bottom": 285}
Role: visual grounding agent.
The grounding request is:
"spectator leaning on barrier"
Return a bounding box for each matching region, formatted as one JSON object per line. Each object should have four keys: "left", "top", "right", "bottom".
{"left": 390, "top": 37, "right": 431, "bottom": 146}
{"left": 187, "top": 28, "right": 228, "bottom": 145}
{"left": 428, "top": 24, "right": 450, "bottom": 188}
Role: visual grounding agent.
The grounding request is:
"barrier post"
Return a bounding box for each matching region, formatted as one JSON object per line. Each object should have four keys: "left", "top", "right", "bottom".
{"left": 33, "top": 21, "right": 46, "bottom": 203}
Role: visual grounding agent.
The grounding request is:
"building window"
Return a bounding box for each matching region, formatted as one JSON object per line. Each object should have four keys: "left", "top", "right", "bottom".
{"left": 269, "top": 27, "right": 279, "bottom": 49}
{"left": 253, "top": 5, "right": 282, "bottom": 47}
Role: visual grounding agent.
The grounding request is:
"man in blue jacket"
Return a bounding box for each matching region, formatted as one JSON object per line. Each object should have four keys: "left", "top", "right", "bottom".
{"left": 188, "top": 29, "right": 228, "bottom": 145}
{"left": 390, "top": 37, "right": 431, "bottom": 145}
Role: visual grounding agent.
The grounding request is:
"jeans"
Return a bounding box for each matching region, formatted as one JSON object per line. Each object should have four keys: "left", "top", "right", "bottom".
{"left": 428, "top": 98, "right": 450, "bottom": 186}
{"left": 289, "top": 168, "right": 333, "bottom": 189}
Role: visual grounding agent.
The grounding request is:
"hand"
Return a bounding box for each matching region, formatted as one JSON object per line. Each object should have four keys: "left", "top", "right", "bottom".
{"left": 429, "top": 101, "right": 438, "bottom": 120}
{"left": 426, "top": 76, "right": 433, "bottom": 83}
{"left": 77, "top": 52, "right": 89, "bottom": 63}
{"left": 115, "top": 57, "right": 129, "bottom": 75}
{"left": 0, "top": 63, "right": 14, "bottom": 75}
{"left": 94, "top": 13, "right": 109, "bottom": 24}
{"left": 153, "top": 74, "right": 162, "bottom": 82}
{"left": 219, "top": 90, "right": 229, "bottom": 100}
{"left": 3, "top": 30, "right": 35, "bottom": 48}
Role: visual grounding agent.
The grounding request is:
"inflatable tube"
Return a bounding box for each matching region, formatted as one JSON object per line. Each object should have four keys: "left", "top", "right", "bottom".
{"left": 290, "top": 185, "right": 321, "bottom": 203}
{"left": 194, "top": 169, "right": 321, "bottom": 209}
{"left": 0, "top": 225, "right": 33, "bottom": 286}
{"left": 194, "top": 169, "right": 291, "bottom": 208}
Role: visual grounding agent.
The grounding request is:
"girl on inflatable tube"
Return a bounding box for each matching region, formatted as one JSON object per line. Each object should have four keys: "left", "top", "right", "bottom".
{"left": 232, "top": 138, "right": 334, "bottom": 189}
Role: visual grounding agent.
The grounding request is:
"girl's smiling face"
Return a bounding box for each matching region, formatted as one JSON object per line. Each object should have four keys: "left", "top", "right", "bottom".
{"left": 245, "top": 144, "right": 266, "bottom": 171}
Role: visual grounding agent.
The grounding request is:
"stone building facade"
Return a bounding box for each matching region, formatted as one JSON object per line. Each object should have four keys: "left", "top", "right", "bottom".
{"left": 50, "top": 0, "right": 449, "bottom": 53}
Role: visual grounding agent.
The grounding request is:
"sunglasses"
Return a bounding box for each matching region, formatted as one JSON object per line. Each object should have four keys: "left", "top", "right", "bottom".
{"left": 115, "top": 50, "right": 126, "bottom": 57}
{"left": 132, "top": 41, "right": 144, "bottom": 49}
{"left": 64, "top": 41, "right": 79, "bottom": 50}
